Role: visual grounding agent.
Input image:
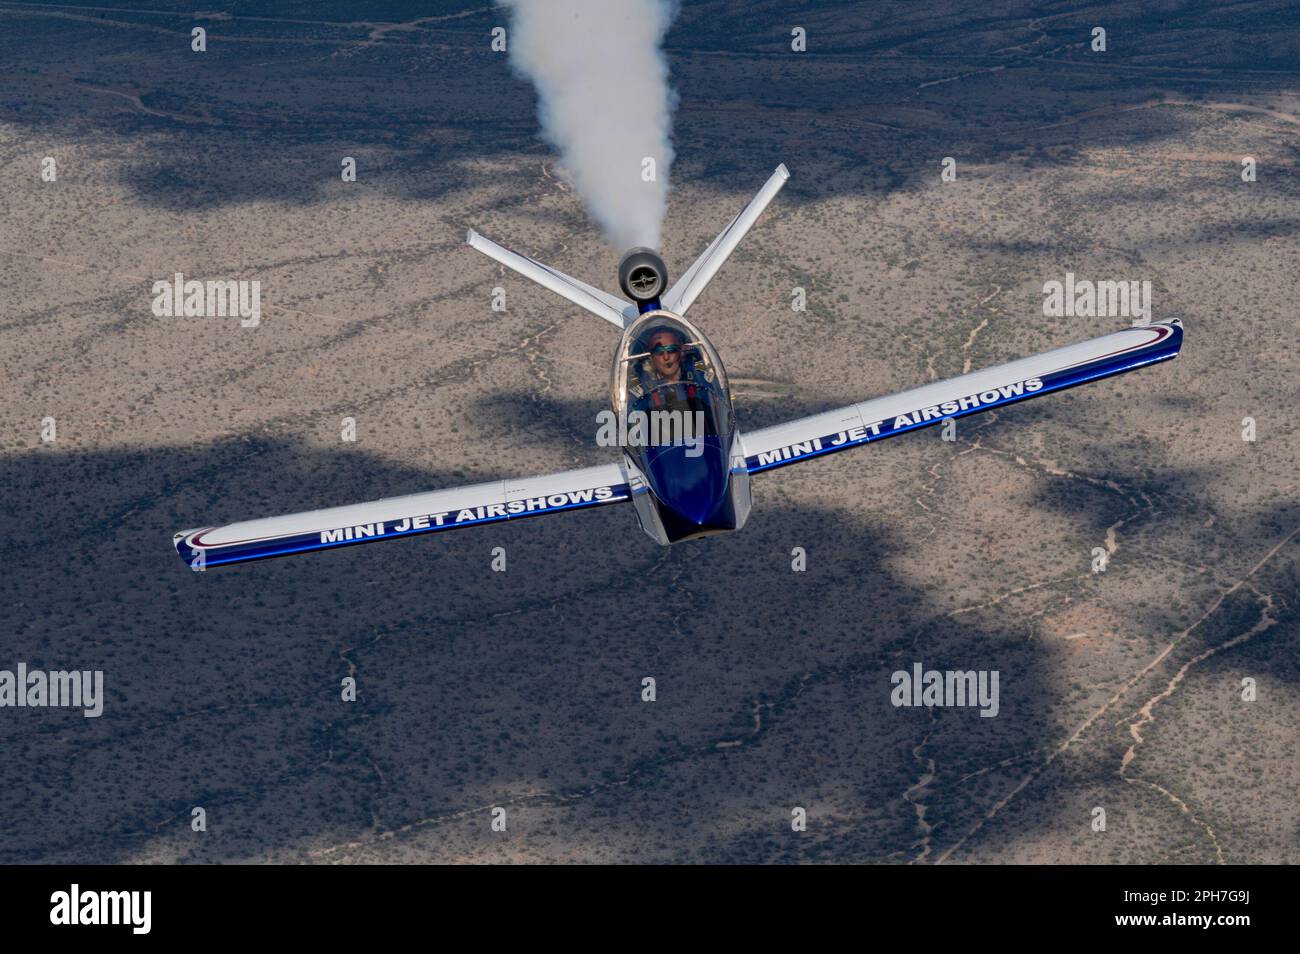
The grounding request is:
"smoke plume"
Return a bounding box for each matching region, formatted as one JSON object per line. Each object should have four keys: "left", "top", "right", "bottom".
{"left": 498, "top": 0, "right": 679, "bottom": 251}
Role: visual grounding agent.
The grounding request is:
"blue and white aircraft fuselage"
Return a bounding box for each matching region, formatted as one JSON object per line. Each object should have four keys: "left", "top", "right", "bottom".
{"left": 173, "top": 164, "right": 1183, "bottom": 568}
{"left": 611, "top": 308, "right": 750, "bottom": 545}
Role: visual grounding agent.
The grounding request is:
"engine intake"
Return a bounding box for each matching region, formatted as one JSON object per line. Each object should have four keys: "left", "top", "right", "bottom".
{"left": 618, "top": 248, "right": 668, "bottom": 304}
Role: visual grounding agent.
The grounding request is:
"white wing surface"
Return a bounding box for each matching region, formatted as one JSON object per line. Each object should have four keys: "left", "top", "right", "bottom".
{"left": 175, "top": 462, "right": 630, "bottom": 568}
{"left": 466, "top": 229, "right": 636, "bottom": 328}
{"left": 742, "top": 320, "right": 1184, "bottom": 473}
{"left": 661, "top": 163, "right": 790, "bottom": 315}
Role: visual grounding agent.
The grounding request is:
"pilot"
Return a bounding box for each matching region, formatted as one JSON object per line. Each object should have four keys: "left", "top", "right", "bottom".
{"left": 631, "top": 327, "right": 712, "bottom": 399}
{"left": 646, "top": 328, "right": 688, "bottom": 385}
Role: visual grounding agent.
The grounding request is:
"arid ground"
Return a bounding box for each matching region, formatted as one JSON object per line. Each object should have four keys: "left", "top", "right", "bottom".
{"left": 1, "top": 0, "right": 1296, "bottom": 862}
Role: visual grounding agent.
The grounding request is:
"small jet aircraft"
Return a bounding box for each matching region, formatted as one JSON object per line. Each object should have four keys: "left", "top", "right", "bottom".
{"left": 174, "top": 164, "right": 1183, "bottom": 567}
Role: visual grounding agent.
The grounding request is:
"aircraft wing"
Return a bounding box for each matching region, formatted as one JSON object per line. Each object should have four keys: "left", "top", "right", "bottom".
{"left": 661, "top": 163, "right": 790, "bottom": 315}
{"left": 741, "top": 320, "right": 1183, "bottom": 473}
{"left": 174, "top": 462, "right": 630, "bottom": 568}
{"left": 466, "top": 229, "right": 636, "bottom": 328}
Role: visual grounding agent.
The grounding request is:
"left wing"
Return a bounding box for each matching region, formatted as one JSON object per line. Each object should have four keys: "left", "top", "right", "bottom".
{"left": 174, "top": 462, "right": 630, "bottom": 568}
{"left": 741, "top": 320, "right": 1183, "bottom": 473}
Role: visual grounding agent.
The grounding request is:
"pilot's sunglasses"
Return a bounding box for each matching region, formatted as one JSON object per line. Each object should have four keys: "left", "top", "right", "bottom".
{"left": 651, "top": 344, "right": 681, "bottom": 355}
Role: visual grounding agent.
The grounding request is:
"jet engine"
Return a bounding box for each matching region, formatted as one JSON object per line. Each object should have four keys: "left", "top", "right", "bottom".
{"left": 618, "top": 247, "right": 668, "bottom": 305}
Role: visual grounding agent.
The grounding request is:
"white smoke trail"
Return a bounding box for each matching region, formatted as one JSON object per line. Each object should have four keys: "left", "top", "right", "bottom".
{"left": 498, "top": 0, "right": 679, "bottom": 251}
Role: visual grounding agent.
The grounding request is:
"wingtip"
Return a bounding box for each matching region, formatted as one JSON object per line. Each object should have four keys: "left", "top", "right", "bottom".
{"left": 775, "top": 162, "right": 790, "bottom": 179}
{"left": 173, "top": 529, "right": 196, "bottom": 566}
{"left": 465, "top": 227, "right": 478, "bottom": 245}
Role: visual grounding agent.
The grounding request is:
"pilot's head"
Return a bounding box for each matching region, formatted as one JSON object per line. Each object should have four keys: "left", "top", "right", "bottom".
{"left": 646, "top": 327, "right": 684, "bottom": 382}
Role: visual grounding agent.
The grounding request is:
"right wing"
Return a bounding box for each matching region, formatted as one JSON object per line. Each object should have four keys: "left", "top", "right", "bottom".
{"left": 742, "top": 320, "right": 1184, "bottom": 473}
{"left": 466, "top": 229, "right": 636, "bottom": 329}
{"left": 174, "top": 461, "right": 630, "bottom": 568}
{"left": 661, "top": 163, "right": 790, "bottom": 315}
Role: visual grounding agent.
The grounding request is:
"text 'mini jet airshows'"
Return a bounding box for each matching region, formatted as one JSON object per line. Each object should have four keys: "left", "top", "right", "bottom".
{"left": 174, "top": 164, "right": 1183, "bottom": 568}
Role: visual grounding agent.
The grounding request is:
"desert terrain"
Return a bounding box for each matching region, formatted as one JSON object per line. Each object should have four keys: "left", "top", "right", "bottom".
{"left": 0, "top": 0, "right": 1296, "bottom": 863}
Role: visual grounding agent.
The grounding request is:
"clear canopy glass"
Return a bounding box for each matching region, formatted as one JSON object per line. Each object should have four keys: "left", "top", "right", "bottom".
{"left": 610, "top": 311, "right": 732, "bottom": 462}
